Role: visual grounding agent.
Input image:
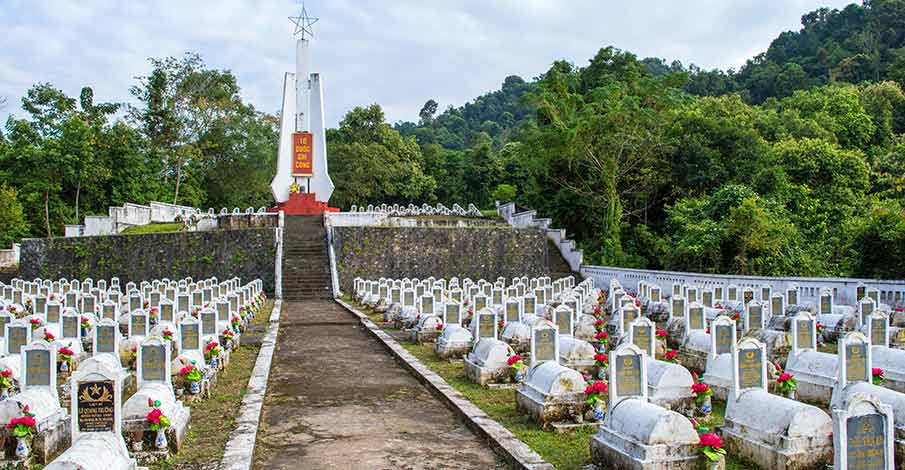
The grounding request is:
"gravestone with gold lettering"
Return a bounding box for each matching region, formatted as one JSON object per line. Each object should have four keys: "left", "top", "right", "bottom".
{"left": 723, "top": 336, "right": 833, "bottom": 469}
{"left": 177, "top": 317, "right": 205, "bottom": 369}
{"left": 743, "top": 300, "right": 765, "bottom": 333}
{"left": 700, "top": 315, "right": 738, "bottom": 401}
{"left": 833, "top": 393, "right": 894, "bottom": 470}
{"left": 122, "top": 336, "right": 190, "bottom": 454}
{"left": 464, "top": 308, "right": 515, "bottom": 386}
{"left": 48, "top": 360, "right": 136, "bottom": 470}
{"left": 864, "top": 313, "right": 905, "bottom": 396}
{"left": 435, "top": 302, "right": 473, "bottom": 359}
{"left": 60, "top": 309, "right": 84, "bottom": 354}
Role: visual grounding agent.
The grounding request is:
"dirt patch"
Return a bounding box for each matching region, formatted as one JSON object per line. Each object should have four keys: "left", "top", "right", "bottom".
{"left": 252, "top": 300, "right": 505, "bottom": 469}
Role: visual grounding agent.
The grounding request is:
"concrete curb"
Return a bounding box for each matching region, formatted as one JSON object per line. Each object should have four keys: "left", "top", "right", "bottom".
{"left": 336, "top": 299, "right": 555, "bottom": 470}
{"left": 220, "top": 300, "right": 282, "bottom": 470}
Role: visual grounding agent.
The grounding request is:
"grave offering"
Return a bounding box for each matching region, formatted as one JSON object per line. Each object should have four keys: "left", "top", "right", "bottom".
{"left": 784, "top": 311, "right": 837, "bottom": 405}
{"left": 409, "top": 312, "right": 442, "bottom": 344}
{"left": 590, "top": 343, "right": 699, "bottom": 469}
{"left": 722, "top": 337, "right": 832, "bottom": 469}
{"left": 516, "top": 320, "right": 589, "bottom": 428}
{"left": 463, "top": 309, "right": 515, "bottom": 385}
{"left": 0, "top": 341, "right": 68, "bottom": 464}
{"left": 122, "top": 337, "right": 190, "bottom": 458}
{"left": 44, "top": 358, "right": 136, "bottom": 470}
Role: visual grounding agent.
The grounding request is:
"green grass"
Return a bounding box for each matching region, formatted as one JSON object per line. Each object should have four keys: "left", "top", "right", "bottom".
{"left": 402, "top": 341, "right": 594, "bottom": 470}
{"left": 150, "top": 300, "right": 273, "bottom": 470}
{"left": 121, "top": 223, "right": 183, "bottom": 235}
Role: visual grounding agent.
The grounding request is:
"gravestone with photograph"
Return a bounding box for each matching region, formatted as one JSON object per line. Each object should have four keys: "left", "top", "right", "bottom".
{"left": 722, "top": 337, "right": 833, "bottom": 469}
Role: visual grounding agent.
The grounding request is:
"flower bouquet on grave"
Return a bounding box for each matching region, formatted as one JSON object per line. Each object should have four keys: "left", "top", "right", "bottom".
{"left": 497, "top": 321, "right": 505, "bottom": 330}
{"left": 593, "top": 319, "right": 605, "bottom": 332}
{"left": 730, "top": 312, "right": 741, "bottom": 321}
{"left": 507, "top": 353, "right": 525, "bottom": 382}
{"left": 28, "top": 318, "right": 41, "bottom": 330}
{"left": 128, "top": 346, "right": 138, "bottom": 368}
{"left": 664, "top": 349, "right": 679, "bottom": 364}
{"left": 80, "top": 316, "right": 91, "bottom": 336}
{"left": 698, "top": 432, "right": 727, "bottom": 465}
{"left": 594, "top": 331, "right": 609, "bottom": 352}
{"left": 776, "top": 372, "right": 797, "bottom": 399}
{"left": 594, "top": 353, "right": 608, "bottom": 379}
{"left": 43, "top": 331, "right": 55, "bottom": 343}
{"left": 204, "top": 341, "right": 221, "bottom": 368}
{"left": 146, "top": 398, "right": 171, "bottom": 449}
{"left": 162, "top": 330, "right": 174, "bottom": 342}
{"left": 149, "top": 307, "right": 159, "bottom": 325}
{"left": 594, "top": 305, "right": 602, "bottom": 316}
{"left": 191, "top": 307, "right": 200, "bottom": 318}
{"left": 656, "top": 329, "right": 668, "bottom": 355}
{"left": 873, "top": 368, "right": 885, "bottom": 385}
{"left": 58, "top": 345, "right": 75, "bottom": 374}
{"left": 584, "top": 380, "right": 607, "bottom": 420}
{"left": 8, "top": 305, "right": 17, "bottom": 317}
{"left": 0, "top": 369, "right": 13, "bottom": 399}
{"left": 435, "top": 322, "right": 444, "bottom": 333}
{"left": 222, "top": 329, "right": 235, "bottom": 350}
{"left": 7, "top": 408, "right": 36, "bottom": 459}
{"left": 24, "top": 299, "right": 32, "bottom": 315}
{"left": 179, "top": 363, "right": 203, "bottom": 394}
{"left": 815, "top": 323, "right": 826, "bottom": 344}
{"left": 231, "top": 315, "right": 242, "bottom": 332}
{"left": 691, "top": 375, "right": 713, "bottom": 416}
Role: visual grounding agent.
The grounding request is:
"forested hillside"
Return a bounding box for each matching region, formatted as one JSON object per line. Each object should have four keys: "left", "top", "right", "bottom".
{"left": 3, "top": 1, "right": 905, "bottom": 279}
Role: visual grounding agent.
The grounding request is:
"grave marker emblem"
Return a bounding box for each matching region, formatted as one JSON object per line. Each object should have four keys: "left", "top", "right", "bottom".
{"left": 76, "top": 380, "right": 116, "bottom": 432}
{"left": 737, "top": 348, "right": 762, "bottom": 389}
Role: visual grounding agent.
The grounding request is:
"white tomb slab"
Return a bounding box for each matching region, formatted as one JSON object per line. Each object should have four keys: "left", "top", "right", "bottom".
{"left": 784, "top": 311, "right": 837, "bottom": 405}
{"left": 463, "top": 309, "right": 513, "bottom": 385}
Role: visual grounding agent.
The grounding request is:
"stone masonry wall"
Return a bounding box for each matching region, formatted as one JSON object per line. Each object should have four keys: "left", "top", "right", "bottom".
{"left": 333, "top": 226, "right": 563, "bottom": 293}
{"left": 18, "top": 228, "right": 277, "bottom": 292}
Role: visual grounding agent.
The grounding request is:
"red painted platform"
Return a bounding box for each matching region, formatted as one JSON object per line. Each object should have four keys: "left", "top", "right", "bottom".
{"left": 268, "top": 192, "right": 339, "bottom": 215}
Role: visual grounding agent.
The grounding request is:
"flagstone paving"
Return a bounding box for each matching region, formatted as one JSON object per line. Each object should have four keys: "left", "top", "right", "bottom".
{"left": 252, "top": 300, "right": 505, "bottom": 469}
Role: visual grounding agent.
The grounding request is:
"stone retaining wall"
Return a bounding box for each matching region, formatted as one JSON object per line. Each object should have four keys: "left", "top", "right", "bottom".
{"left": 332, "top": 226, "right": 560, "bottom": 293}
{"left": 18, "top": 229, "right": 277, "bottom": 292}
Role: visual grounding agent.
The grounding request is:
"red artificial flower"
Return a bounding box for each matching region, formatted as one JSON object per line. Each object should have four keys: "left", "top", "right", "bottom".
{"left": 635, "top": 300, "right": 641, "bottom": 307}
{"left": 0, "top": 369, "right": 11, "bottom": 378}
{"left": 873, "top": 368, "right": 885, "bottom": 377}
{"left": 7, "top": 416, "right": 36, "bottom": 429}
{"left": 507, "top": 354, "right": 522, "bottom": 366}
{"left": 593, "top": 353, "right": 608, "bottom": 363}
{"left": 665, "top": 349, "right": 677, "bottom": 360}
{"left": 497, "top": 321, "right": 504, "bottom": 329}
{"left": 146, "top": 408, "right": 163, "bottom": 425}
{"left": 584, "top": 381, "right": 607, "bottom": 395}
{"left": 29, "top": 318, "right": 41, "bottom": 326}
{"left": 594, "top": 319, "right": 605, "bottom": 327}
{"left": 656, "top": 330, "right": 668, "bottom": 339}
{"left": 691, "top": 382, "right": 710, "bottom": 395}
{"left": 58, "top": 347, "right": 75, "bottom": 356}
{"left": 163, "top": 330, "right": 174, "bottom": 337}
{"left": 897, "top": 307, "right": 904, "bottom": 313}
{"left": 628, "top": 293, "right": 636, "bottom": 298}
{"left": 706, "top": 327, "right": 711, "bottom": 334}
{"left": 698, "top": 433, "right": 722, "bottom": 449}
{"left": 179, "top": 365, "right": 196, "bottom": 377}
{"left": 594, "top": 331, "right": 609, "bottom": 340}
{"left": 594, "top": 306, "right": 601, "bottom": 314}
{"left": 435, "top": 323, "right": 444, "bottom": 331}
{"left": 205, "top": 341, "right": 219, "bottom": 352}
{"left": 777, "top": 372, "right": 794, "bottom": 383}
{"left": 731, "top": 313, "right": 740, "bottom": 320}
{"left": 43, "top": 331, "right": 55, "bottom": 341}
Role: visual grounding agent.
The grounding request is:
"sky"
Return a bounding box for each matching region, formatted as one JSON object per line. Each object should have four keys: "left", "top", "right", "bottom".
{"left": 1, "top": 0, "right": 857, "bottom": 128}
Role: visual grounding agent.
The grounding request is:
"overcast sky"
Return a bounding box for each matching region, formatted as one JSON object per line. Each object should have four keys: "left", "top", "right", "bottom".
{"left": 1, "top": 0, "right": 856, "bottom": 127}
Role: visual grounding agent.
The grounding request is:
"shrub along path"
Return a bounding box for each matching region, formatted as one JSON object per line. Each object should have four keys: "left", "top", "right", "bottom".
{"left": 252, "top": 300, "right": 504, "bottom": 469}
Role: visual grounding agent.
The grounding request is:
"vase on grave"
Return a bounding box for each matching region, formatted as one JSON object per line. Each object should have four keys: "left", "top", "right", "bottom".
{"left": 59, "top": 361, "right": 69, "bottom": 374}
{"left": 1, "top": 388, "right": 9, "bottom": 400}
{"left": 785, "top": 389, "right": 796, "bottom": 400}
{"left": 15, "top": 436, "right": 29, "bottom": 459}
{"left": 155, "top": 429, "right": 168, "bottom": 450}
{"left": 597, "top": 366, "right": 606, "bottom": 380}
{"left": 188, "top": 380, "right": 201, "bottom": 395}
{"left": 699, "top": 395, "right": 712, "bottom": 416}
{"left": 593, "top": 400, "right": 605, "bottom": 421}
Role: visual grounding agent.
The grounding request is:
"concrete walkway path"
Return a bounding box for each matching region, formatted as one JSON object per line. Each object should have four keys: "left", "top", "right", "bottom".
{"left": 252, "top": 300, "right": 505, "bottom": 470}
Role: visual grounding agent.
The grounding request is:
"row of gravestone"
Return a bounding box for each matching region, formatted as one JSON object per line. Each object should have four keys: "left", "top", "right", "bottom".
{"left": 608, "top": 277, "right": 905, "bottom": 469}
{"left": 0, "top": 276, "right": 265, "bottom": 468}
{"left": 347, "top": 202, "right": 483, "bottom": 217}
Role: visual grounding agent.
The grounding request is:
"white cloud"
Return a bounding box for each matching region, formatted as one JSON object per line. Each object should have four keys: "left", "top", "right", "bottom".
{"left": 0, "top": 0, "right": 856, "bottom": 127}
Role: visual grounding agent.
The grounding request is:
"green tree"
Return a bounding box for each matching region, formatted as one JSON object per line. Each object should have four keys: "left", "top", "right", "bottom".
{"left": 0, "top": 184, "right": 29, "bottom": 247}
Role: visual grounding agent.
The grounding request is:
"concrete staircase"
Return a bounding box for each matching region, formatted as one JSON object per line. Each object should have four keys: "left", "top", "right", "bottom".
{"left": 282, "top": 215, "right": 333, "bottom": 301}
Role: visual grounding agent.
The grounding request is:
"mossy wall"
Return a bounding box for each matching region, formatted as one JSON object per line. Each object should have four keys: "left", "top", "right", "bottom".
{"left": 332, "top": 226, "right": 560, "bottom": 292}
{"left": 18, "top": 229, "right": 277, "bottom": 292}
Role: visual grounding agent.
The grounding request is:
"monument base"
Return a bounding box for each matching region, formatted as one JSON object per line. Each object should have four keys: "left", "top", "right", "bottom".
{"left": 269, "top": 192, "right": 339, "bottom": 215}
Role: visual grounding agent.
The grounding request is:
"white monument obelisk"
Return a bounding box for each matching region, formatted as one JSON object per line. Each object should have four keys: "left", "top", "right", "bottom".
{"left": 270, "top": 4, "right": 334, "bottom": 206}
